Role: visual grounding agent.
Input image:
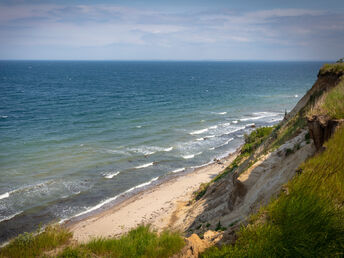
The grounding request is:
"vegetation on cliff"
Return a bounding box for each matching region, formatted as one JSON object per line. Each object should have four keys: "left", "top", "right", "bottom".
{"left": 0, "top": 226, "right": 184, "bottom": 258}
{"left": 308, "top": 78, "right": 344, "bottom": 119}
{"left": 202, "top": 125, "right": 344, "bottom": 257}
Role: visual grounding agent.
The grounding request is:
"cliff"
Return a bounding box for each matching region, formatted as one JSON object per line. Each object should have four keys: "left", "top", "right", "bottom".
{"left": 173, "top": 62, "right": 344, "bottom": 257}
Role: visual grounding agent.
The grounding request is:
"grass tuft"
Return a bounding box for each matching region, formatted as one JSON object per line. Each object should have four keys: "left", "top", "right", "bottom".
{"left": 0, "top": 226, "right": 72, "bottom": 258}
{"left": 57, "top": 225, "right": 184, "bottom": 258}
{"left": 308, "top": 79, "right": 344, "bottom": 119}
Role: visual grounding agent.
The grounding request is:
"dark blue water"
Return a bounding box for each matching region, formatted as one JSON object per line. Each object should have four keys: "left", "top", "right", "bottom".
{"left": 0, "top": 61, "right": 323, "bottom": 242}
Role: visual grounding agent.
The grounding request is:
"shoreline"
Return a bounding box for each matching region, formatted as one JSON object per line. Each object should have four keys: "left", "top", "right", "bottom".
{"left": 66, "top": 149, "right": 240, "bottom": 243}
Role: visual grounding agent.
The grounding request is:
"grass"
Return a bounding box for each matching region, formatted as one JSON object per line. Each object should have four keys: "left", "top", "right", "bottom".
{"left": 0, "top": 226, "right": 72, "bottom": 258}
{"left": 318, "top": 62, "right": 344, "bottom": 76}
{"left": 308, "top": 79, "right": 344, "bottom": 119}
{"left": 57, "top": 225, "right": 184, "bottom": 258}
{"left": 193, "top": 126, "right": 274, "bottom": 201}
{"left": 0, "top": 225, "right": 184, "bottom": 258}
{"left": 201, "top": 125, "right": 344, "bottom": 257}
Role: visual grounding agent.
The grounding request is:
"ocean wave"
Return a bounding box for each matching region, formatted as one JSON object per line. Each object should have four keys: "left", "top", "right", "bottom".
{"left": 104, "top": 171, "right": 120, "bottom": 179}
{"left": 0, "top": 115, "right": 8, "bottom": 119}
{"left": 71, "top": 176, "right": 159, "bottom": 219}
{"left": 135, "top": 125, "right": 142, "bottom": 128}
{"left": 221, "top": 126, "right": 245, "bottom": 136}
{"left": 232, "top": 120, "right": 238, "bottom": 124}
{"left": 129, "top": 146, "right": 173, "bottom": 156}
{"left": 294, "top": 94, "right": 299, "bottom": 98}
{"left": 240, "top": 112, "right": 280, "bottom": 122}
{"left": 135, "top": 162, "right": 154, "bottom": 169}
{"left": 209, "top": 125, "right": 218, "bottom": 129}
{"left": 191, "top": 161, "right": 213, "bottom": 169}
{"left": 190, "top": 128, "right": 208, "bottom": 135}
{"left": 0, "top": 211, "right": 23, "bottom": 223}
{"left": 245, "top": 123, "right": 255, "bottom": 127}
{"left": 0, "top": 192, "right": 10, "bottom": 200}
{"left": 209, "top": 147, "right": 215, "bottom": 150}
{"left": 216, "top": 112, "right": 227, "bottom": 115}
{"left": 215, "top": 138, "right": 234, "bottom": 148}
{"left": 182, "top": 152, "right": 202, "bottom": 159}
{"left": 172, "top": 168, "right": 185, "bottom": 173}
{"left": 196, "top": 138, "right": 204, "bottom": 141}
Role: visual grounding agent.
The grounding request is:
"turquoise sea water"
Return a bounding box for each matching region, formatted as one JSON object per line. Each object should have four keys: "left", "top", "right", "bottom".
{"left": 0, "top": 61, "right": 323, "bottom": 242}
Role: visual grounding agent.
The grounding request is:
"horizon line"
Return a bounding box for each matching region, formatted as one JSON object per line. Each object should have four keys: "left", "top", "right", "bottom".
{"left": 0, "top": 59, "right": 334, "bottom": 62}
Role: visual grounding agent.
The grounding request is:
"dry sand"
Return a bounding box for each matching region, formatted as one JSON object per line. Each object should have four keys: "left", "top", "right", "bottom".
{"left": 68, "top": 152, "right": 238, "bottom": 243}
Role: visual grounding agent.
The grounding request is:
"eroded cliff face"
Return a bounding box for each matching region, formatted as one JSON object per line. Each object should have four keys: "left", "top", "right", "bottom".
{"left": 171, "top": 68, "right": 343, "bottom": 253}
{"left": 307, "top": 116, "right": 344, "bottom": 150}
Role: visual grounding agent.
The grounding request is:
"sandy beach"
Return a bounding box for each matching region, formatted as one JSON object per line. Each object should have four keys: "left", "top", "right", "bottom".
{"left": 67, "top": 151, "right": 238, "bottom": 243}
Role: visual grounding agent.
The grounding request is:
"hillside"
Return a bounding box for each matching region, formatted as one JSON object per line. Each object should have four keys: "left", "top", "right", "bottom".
{"left": 1, "top": 61, "right": 344, "bottom": 257}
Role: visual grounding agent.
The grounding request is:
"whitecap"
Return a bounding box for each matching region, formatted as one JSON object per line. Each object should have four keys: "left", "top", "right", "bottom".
{"left": 182, "top": 152, "right": 202, "bottom": 159}
{"left": 232, "top": 120, "right": 238, "bottom": 124}
{"left": 196, "top": 138, "right": 204, "bottom": 141}
{"left": 163, "top": 147, "right": 173, "bottom": 152}
{"left": 190, "top": 128, "right": 208, "bottom": 135}
{"left": 209, "top": 125, "right": 218, "bottom": 129}
{"left": 172, "top": 168, "right": 185, "bottom": 173}
{"left": 0, "top": 192, "right": 10, "bottom": 200}
{"left": 209, "top": 147, "right": 215, "bottom": 150}
{"left": 136, "top": 125, "right": 142, "bottom": 128}
{"left": 215, "top": 138, "right": 234, "bottom": 148}
{"left": 0, "top": 211, "right": 23, "bottom": 223}
{"left": 71, "top": 177, "right": 159, "bottom": 219}
{"left": 135, "top": 162, "right": 154, "bottom": 169}
{"left": 1, "top": 115, "right": 8, "bottom": 119}
{"left": 205, "top": 135, "right": 215, "bottom": 138}
{"left": 216, "top": 112, "right": 227, "bottom": 115}
{"left": 245, "top": 123, "right": 255, "bottom": 127}
{"left": 294, "top": 94, "right": 299, "bottom": 98}
{"left": 124, "top": 177, "right": 159, "bottom": 194}
{"left": 240, "top": 112, "right": 279, "bottom": 122}
{"left": 104, "top": 171, "right": 120, "bottom": 179}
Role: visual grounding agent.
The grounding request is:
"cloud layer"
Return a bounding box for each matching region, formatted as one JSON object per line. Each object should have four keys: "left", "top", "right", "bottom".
{"left": 0, "top": 2, "right": 343, "bottom": 60}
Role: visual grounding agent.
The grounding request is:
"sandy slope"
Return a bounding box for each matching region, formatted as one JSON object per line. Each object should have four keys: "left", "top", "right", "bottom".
{"left": 68, "top": 152, "right": 238, "bottom": 243}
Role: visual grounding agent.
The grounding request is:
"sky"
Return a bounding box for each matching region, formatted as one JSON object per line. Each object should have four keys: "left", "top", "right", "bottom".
{"left": 0, "top": 0, "right": 343, "bottom": 60}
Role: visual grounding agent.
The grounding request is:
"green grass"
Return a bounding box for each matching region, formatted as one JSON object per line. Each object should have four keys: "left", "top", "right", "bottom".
{"left": 201, "top": 126, "right": 344, "bottom": 257}
{"left": 0, "top": 225, "right": 184, "bottom": 258}
{"left": 309, "top": 79, "right": 344, "bottom": 119}
{"left": 318, "top": 62, "right": 344, "bottom": 76}
{"left": 57, "top": 225, "right": 184, "bottom": 258}
{"left": 0, "top": 226, "right": 72, "bottom": 258}
{"left": 193, "top": 126, "right": 274, "bottom": 201}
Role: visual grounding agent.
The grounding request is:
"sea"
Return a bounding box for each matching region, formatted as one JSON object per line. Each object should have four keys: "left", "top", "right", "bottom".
{"left": 0, "top": 61, "right": 324, "bottom": 243}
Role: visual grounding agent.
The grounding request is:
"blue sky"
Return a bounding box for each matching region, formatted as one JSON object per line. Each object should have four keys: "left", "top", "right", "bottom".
{"left": 0, "top": 0, "right": 343, "bottom": 60}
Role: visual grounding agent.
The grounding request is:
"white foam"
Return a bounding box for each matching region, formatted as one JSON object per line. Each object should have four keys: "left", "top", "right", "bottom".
{"left": 209, "top": 125, "right": 218, "bottom": 129}
{"left": 1, "top": 115, "right": 8, "bottom": 119}
{"left": 232, "top": 120, "right": 238, "bottom": 124}
{"left": 104, "top": 171, "right": 120, "bottom": 179}
{"left": 0, "top": 192, "right": 10, "bottom": 200}
{"left": 190, "top": 128, "right": 208, "bottom": 135}
{"left": 216, "top": 138, "right": 234, "bottom": 148}
{"left": 197, "top": 137, "right": 204, "bottom": 141}
{"left": 124, "top": 177, "right": 159, "bottom": 194}
{"left": 71, "top": 177, "right": 159, "bottom": 219}
{"left": 182, "top": 152, "right": 202, "bottom": 159}
{"left": 240, "top": 112, "right": 280, "bottom": 122}
{"left": 246, "top": 123, "right": 255, "bottom": 127}
{"left": 191, "top": 161, "right": 214, "bottom": 169}
{"left": 205, "top": 135, "right": 215, "bottom": 138}
{"left": 172, "top": 168, "right": 185, "bottom": 173}
{"left": 136, "top": 125, "right": 142, "bottom": 128}
{"left": 294, "top": 94, "right": 299, "bottom": 98}
{"left": 209, "top": 147, "right": 215, "bottom": 150}
{"left": 135, "top": 162, "right": 154, "bottom": 169}
{"left": 163, "top": 147, "right": 173, "bottom": 152}
{"left": 216, "top": 112, "right": 227, "bottom": 115}
{"left": 0, "top": 211, "right": 23, "bottom": 223}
